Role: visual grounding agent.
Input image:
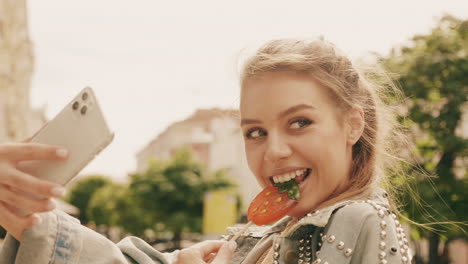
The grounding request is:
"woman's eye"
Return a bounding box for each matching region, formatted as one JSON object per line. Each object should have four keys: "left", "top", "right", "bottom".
{"left": 290, "top": 119, "right": 312, "bottom": 129}
{"left": 245, "top": 128, "right": 267, "bottom": 139}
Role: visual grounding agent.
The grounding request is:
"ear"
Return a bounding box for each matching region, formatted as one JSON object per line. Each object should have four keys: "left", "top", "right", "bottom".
{"left": 346, "top": 107, "right": 365, "bottom": 145}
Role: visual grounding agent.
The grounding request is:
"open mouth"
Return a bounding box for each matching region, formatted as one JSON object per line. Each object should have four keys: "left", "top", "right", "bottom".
{"left": 269, "top": 168, "right": 311, "bottom": 185}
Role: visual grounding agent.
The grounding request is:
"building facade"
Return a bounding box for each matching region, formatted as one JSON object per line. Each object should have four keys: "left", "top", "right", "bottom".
{"left": 136, "top": 108, "right": 261, "bottom": 211}
{"left": 0, "top": 0, "right": 46, "bottom": 142}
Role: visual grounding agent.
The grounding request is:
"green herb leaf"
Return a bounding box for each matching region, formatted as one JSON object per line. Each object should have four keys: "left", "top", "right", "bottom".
{"left": 274, "top": 180, "right": 301, "bottom": 200}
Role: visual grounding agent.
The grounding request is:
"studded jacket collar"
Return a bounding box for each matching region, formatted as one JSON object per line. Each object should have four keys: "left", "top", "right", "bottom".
{"left": 229, "top": 188, "right": 411, "bottom": 264}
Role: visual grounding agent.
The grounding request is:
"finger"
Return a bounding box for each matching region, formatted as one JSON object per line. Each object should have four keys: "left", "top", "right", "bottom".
{"left": 1, "top": 168, "right": 65, "bottom": 198}
{"left": 0, "top": 143, "right": 68, "bottom": 162}
{"left": 0, "top": 201, "right": 42, "bottom": 241}
{"left": 192, "top": 240, "right": 226, "bottom": 256}
{"left": 0, "top": 184, "right": 56, "bottom": 213}
{"left": 211, "top": 241, "right": 237, "bottom": 264}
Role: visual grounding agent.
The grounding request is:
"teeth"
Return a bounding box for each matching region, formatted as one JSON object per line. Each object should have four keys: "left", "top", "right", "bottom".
{"left": 272, "top": 169, "right": 309, "bottom": 184}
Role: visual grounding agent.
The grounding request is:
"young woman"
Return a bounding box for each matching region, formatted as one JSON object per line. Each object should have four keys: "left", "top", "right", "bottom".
{"left": 226, "top": 38, "right": 410, "bottom": 264}
{"left": 0, "top": 38, "right": 411, "bottom": 264}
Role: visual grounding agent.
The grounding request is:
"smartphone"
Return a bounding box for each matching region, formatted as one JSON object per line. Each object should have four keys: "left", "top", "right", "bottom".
{"left": 17, "top": 87, "right": 114, "bottom": 185}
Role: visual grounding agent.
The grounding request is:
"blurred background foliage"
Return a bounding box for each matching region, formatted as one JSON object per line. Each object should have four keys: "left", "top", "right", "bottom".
{"left": 66, "top": 148, "right": 236, "bottom": 249}
{"left": 381, "top": 15, "right": 467, "bottom": 264}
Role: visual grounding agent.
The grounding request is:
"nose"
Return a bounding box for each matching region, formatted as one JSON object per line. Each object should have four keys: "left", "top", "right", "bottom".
{"left": 264, "top": 131, "right": 292, "bottom": 163}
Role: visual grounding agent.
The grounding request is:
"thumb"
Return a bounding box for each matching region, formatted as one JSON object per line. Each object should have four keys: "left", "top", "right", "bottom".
{"left": 211, "top": 241, "right": 236, "bottom": 264}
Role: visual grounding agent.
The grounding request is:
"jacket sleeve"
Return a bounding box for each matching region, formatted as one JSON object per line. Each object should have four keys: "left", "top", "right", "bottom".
{"left": 316, "top": 202, "right": 412, "bottom": 264}
{"left": 0, "top": 210, "right": 172, "bottom": 264}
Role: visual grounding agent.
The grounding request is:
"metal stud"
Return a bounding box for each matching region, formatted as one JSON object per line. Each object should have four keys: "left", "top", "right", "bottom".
{"left": 313, "top": 259, "right": 321, "bottom": 264}
{"left": 305, "top": 257, "right": 311, "bottom": 262}
{"left": 379, "top": 241, "right": 386, "bottom": 250}
{"left": 321, "top": 235, "right": 327, "bottom": 242}
{"left": 299, "top": 253, "right": 304, "bottom": 258}
{"left": 391, "top": 213, "right": 397, "bottom": 219}
{"left": 274, "top": 243, "right": 280, "bottom": 251}
{"left": 306, "top": 246, "right": 311, "bottom": 251}
{"left": 299, "top": 246, "right": 305, "bottom": 251}
{"left": 306, "top": 240, "right": 310, "bottom": 244}
{"left": 390, "top": 247, "right": 397, "bottom": 255}
{"left": 327, "top": 235, "right": 336, "bottom": 243}
{"left": 309, "top": 234, "right": 313, "bottom": 238}
{"left": 315, "top": 251, "right": 320, "bottom": 257}
{"left": 299, "top": 239, "right": 305, "bottom": 244}
{"left": 337, "top": 241, "right": 345, "bottom": 250}
{"left": 380, "top": 220, "right": 387, "bottom": 229}
{"left": 305, "top": 252, "right": 311, "bottom": 257}
{"left": 379, "top": 251, "right": 387, "bottom": 259}
{"left": 380, "top": 230, "right": 387, "bottom": 239}
{"left": 378, "top": 209, "right": 385, "bottom": 218}
{"left": 298, "top": 260, "right": 304, "bottom": 264}
{"left": 273, "top": 261, "right": 278, "bottom": 264}
{"left": 344, "top": 248, "right": 353, "bottom": 257}
{"left": 380, "top": 260, "right": 388, "bottom": 264}
{"left": 273, "top": 252, "right": 279, "bottom": 259}
{"left": 402, "top": 256, "right": 408, "bottom": 263}
{"left": 318, "top": 242, "right": 322, "bottom": 247}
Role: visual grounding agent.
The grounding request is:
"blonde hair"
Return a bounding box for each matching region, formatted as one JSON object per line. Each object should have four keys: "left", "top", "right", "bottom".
{"left": 240, "top": 38, "right": 406, "bottom": 210}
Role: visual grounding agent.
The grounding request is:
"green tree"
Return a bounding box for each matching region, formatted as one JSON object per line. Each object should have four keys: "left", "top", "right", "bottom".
{"left": 66, "top": 175, "right": 112, "bottom": 225}
{"left": 129, "top": 148, "right": 235, "bottom": 249}
{"left": 87, "top": 183, "right": 152, "bottom": 237}
{"left": 382, "top": 15, "right": 467, "bottom": 264}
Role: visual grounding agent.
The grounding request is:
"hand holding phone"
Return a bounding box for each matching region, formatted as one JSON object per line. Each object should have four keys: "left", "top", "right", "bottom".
{"left": 0, "top": 142, "right": 68, "bottom": 240}
{"left": 14, "top": 87, "right": 114, "bottom": 214}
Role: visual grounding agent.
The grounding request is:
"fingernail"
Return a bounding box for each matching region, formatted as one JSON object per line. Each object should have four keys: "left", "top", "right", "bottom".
{"left": 32, "top": 215, "right": 42, "bottom": 226}
{"left": 228, "top": 241, "right": 237, "bottom": 252}
{"left": 56, "top": 148, "right": 68, "bottom": 158}
{"left": 46, "top": 201, "right": 56, "bottom": 210}
{"left": 51, "top": 187, "right": 65, "bottom": 197}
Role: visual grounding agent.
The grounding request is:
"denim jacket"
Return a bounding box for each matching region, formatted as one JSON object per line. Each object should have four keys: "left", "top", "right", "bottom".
{"left": 0, "top": 210, "right": 172, "bottom": 264}
{"left": 229, "top": 189, "right": 412, "bottom": 264}
{"left": 0, "top": 189, "right": 412, "bottom": 264}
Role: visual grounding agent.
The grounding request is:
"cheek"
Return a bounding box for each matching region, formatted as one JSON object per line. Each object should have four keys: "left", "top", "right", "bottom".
{"left": 245, "top": 144, "right": 263, "bottom": 175}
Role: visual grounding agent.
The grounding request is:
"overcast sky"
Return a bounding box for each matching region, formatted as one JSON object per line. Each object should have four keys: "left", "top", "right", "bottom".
{"left": 27, "top": 0, "right": 467, "bottom": 180}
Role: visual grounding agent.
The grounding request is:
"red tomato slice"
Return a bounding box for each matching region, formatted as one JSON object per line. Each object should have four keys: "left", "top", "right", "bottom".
{"left": 248, "top": 185, "right": 297, "bottom": 226}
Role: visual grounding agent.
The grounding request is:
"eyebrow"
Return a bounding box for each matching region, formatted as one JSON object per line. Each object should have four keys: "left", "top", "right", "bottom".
{"left": 240, "top": 104, "right": 316, "bottom": 126}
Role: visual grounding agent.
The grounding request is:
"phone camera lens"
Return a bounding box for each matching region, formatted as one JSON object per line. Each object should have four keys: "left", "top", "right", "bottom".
{"left": 82, "top": 92, "right": 88, "bottom": 100}
{"left": 72, "top": 101, "right": 79, "bottom": 110}
{"left": 80, "top": 105, "right": 88, "bottom": 115}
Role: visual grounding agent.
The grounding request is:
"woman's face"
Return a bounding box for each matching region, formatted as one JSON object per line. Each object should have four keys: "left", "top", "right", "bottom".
{"left": 240, "top": 71, "right": 357, "bottom": 218}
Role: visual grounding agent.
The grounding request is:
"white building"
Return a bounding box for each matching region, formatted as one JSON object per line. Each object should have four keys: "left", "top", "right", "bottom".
{"left": 0, "top": 0, "right": 46, "bottom": 142}
{"left": 136, "top": 108, "right": 260, "bottom": 211}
